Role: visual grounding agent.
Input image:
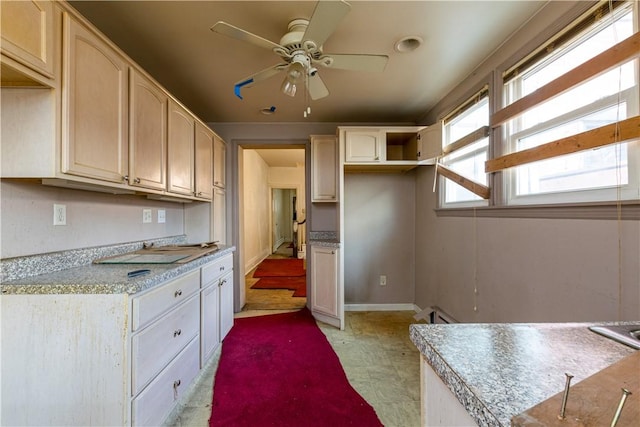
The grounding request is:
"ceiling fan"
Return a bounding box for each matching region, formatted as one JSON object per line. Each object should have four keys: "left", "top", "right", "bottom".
{"left": 210, "top": 0, "right": 388, "bottom": 103}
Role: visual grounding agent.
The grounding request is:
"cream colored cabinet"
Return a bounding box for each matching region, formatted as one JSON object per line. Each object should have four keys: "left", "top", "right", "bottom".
{"left": 194, "top": 122, "right": 213, "bottom": 200}
{"left": 0, "top": 267, "right": 205, "bottom": 427}
{"left": 311, "top": 135, "right": 337, "bottom": 202}
{"left": 167, "top": 99, "right": 195, "bottom": 196}
{"left": 129, "top": 68, "right": 167, "bottom": 191}
{"left": 0, "top": 0, "right": 56, "bottom": 82}
{"left": 200, "top": 254, "right": 234, "bottom": 366}
{"left": 62, "top": 13, "right": 129, "bottom": 183}
{"left": 213, "top": 187, "right": 226, "bottom": 244}
{"left": 310, "top": 245, "right": 341, "bottom": 329}
{"left": 213, "top": 135, "right": 226, "bottom": 189}
{"left": 344, "top": 129, "right": 383, "bottom": 162}
{"left": 219, "top": 270, "right": 234, "bottom": 339}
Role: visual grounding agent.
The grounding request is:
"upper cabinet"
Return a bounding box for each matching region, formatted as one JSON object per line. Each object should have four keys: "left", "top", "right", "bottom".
{"left": 1, "top": 1, "right": 225, "bottom": 202}
{"left": 311, "top": 135, "right": 337, "bottom": 202}
{"left": 62, "top": 13, "right": 129, "bottom": 184}
{"left": 167, "top": 100, "right": 195, "bottom": 197}
{"left": 1, "top": 0, "right": 57, "bottom": 84}
{"left": 129, "top": 68, "right": 167, "bottom": 191}
{"left": 340, "top": 126, "right": 441, "bottom": 173}
{"left": 194, "top": 122, "right": 213, "bottom": 200}
{"left": 213, "top": 136, "right": 226, "bottom": 190}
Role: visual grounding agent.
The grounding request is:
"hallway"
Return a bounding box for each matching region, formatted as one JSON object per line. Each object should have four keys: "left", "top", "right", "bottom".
{"left": 242, "top": 242, "right": 307, "bottom": 311}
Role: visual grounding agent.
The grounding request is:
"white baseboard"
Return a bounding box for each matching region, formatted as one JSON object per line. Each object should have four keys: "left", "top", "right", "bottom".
{"left": 345, "top": 303, "right": 421, "bottom": 312}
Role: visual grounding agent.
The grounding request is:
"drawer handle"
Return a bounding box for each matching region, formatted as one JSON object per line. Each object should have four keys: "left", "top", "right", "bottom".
{"left": 173, "top": 329, "right": 182, "bottom": 337}
{"left": 219, "top": 279, "right": 226, "bottom": 287}
{"left": 219, "top": 266, "right": 225, "bottom": 271}
{"left": 174, "top": 289, "right": 183, "bottom": 298}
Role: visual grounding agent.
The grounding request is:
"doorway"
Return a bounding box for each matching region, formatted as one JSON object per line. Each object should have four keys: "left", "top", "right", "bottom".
{"left": 237, "top": 145, "right": 308, "bottom": 311}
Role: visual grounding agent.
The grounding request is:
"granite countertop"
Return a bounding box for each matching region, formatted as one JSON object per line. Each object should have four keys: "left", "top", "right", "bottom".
{"left": 410, "top": 322, "right": 637, "bottom": 427}
{"left": 1, "top": 245, "right": 235, "bottom": 295}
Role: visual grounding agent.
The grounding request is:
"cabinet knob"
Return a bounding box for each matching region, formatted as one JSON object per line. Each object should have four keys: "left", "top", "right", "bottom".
{"left": 219, "top": 279, "right": 226, "bottom": 287}
{"left": 123, "top": 175, "right": 129, "bottom": 182}
{"left": 219, "top": 266, "right": 225, "bottom": 271}
{"left": 174, "top": 289, "right": 183, "bottom": 298}
{"left": 375, "top": 156, "right": 379, "bottom": 160}
{"left": 174, "top": 379, "right": 181, "bottom": 388}
{"left": 173, "top": 329, "right": 182, "bottom": 337}
{"left": 134, "top": 177, "right": 141, "bottom": 184}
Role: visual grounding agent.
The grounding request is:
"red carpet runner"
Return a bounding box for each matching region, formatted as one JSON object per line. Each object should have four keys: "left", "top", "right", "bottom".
{"left": 209, "top": 308, "right": 383, "bottom": 427}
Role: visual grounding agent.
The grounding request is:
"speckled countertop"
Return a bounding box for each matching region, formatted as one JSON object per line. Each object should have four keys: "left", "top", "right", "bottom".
{"left": 308, "top": 231, "right": 340, "bottom": 248}
{"left": 410, "top": 322, "right": 637, "bottom": 427}
{"left": 1, "top": 244, "right": 235, "bottom": 295}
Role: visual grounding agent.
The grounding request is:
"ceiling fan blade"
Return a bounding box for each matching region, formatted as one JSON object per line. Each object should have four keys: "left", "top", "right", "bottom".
{"left": 235, "top": 63, "right": 287, "bottom": 88}
{"left": 233, "top": 63, "right": 287, "bottom": 99}
{"left": 303, "top": 0, "right": 351, "bottom": 48}
{"left": 307, "top": 73, "right": 329, "bottom": 100}
{"left": 211, "top": 21, "right": 284, "bottom": 51}
{"left": 322, "top": 54, "right": 389, "bottom": 72}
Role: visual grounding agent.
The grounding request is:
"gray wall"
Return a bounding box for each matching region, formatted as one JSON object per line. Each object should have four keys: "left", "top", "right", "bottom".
{"left": 414, "top": 168, "right": 640, "bottom": 322}
{"left": 0, "top": 180, "right": 188, "bottom": 258}
{"left": 344, "top": 172, "right": 416, "bottom": 304}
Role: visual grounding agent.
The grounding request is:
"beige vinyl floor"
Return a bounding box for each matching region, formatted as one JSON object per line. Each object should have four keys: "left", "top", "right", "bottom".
{"left": 164, "top": 244, "right": 422, "bottom": 427}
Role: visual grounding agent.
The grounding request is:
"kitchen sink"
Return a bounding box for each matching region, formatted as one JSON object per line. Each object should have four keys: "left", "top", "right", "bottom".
{"left": 589, "top": 324, "right": 640, "bottom": 350}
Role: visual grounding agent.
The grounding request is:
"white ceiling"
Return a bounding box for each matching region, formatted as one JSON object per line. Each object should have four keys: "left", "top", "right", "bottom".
{"left": 253, "top": 148, "right": 306, "bottom": 167}
{"left": 68, "top": 1, "right": 546, "bottom": 124}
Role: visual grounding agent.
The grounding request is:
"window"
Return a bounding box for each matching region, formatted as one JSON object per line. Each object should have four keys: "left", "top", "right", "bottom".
{"left": 439, "top": 90, "right": 490, "bottom": 207}
{"left": 503, "top": 2, "right": 638, "bottom": 204}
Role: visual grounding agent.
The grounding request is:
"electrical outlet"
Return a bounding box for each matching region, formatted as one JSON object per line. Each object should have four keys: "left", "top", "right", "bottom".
{"left": 142, "top": 209, "right": 153, "bottom": 224}
{"left": 380, "top": 275, "right": 387, "bottom": 286}
{"left": 157, "top": 209, "right": 166, "bottom": 224}
{"left": 53, "top": 204, "right": 66, "bottom": 226}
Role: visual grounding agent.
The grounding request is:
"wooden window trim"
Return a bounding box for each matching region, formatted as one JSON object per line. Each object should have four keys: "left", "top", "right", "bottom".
{"left": 491, "top": 31, "right": 640, "bottom": 128}
{"left": 436, "top": 164, "right": 490, "bottom": 200}
{"left": 443, "top": 126, "right": 490, "bottom": 155}
{"left": 485, "top": 115, "right": 640, "bottom": 173}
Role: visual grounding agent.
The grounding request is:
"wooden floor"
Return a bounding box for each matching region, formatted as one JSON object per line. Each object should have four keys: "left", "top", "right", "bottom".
{"left": 242, "top": 242, "right": 307, "bottom": 311}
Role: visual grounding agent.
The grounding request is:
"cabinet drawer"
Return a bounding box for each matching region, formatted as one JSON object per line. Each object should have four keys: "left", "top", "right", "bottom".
{"left": 132, "top": 336, "right": 200, "bottom": 427}
{"left": 132, "top": 269, "right": 199, "bottom": 331}
{"left": 132, "top": 295, "right": 199, "bottom": 395}
{"left": 201, "top": 254, "right": 232, "bottom": 287}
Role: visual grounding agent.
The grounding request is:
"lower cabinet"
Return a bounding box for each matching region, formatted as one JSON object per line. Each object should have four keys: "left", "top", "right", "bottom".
{"left": 310, "top": 245, "right": 342, "bottom": 329}
{"left": 200, "top": 253, "right": 234, "bottom": 366}
{"left": 0, "top": 253, "right": 234, "bottom": 427}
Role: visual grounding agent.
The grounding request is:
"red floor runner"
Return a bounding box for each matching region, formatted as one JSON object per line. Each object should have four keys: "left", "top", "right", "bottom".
{"left": 251, "top": 276, "right": 306, "bottom": 297}
{"left": 253, "top": 258, "right": 305, "bottom": 277}
{"left": 209, "top": 308, "right": 382, "bottom": 427}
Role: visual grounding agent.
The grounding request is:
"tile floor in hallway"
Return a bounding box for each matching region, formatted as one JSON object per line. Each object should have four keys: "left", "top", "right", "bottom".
{"left": 164, "top": 310, "right": 422, "bottom": 427}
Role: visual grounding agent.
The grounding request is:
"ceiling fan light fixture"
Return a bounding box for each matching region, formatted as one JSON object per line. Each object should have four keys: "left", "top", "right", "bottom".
{"left": 281, "top": 77, "right": 297, "bottom": 97}
{"left": 394, "top": 36, "right": 423, "bottom": 53}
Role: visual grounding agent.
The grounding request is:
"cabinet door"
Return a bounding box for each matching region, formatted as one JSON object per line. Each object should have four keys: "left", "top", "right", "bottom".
{"left": 167, "top": 99, "right": 195, "bottom": 196}
{"left": 417, "top": 122, "right": 443, "bottom": 162}
{"left": 311, "top": 135, "right": 337, "bottom": 202}
{"left": 200, "top": 283, "right": 220, "bottom": 366}
{"left": 129, "top": 69, "right": 167, "bottom": 191}
{"left": 62, "top": 14, "right": 128, "bottom": 183}
{"left": 310, "top": 246, "right": 341, "bottom": 326}
{"left": 1, "top": 0, "right": 55, "bottom": 79}
{"left": 213, "top": 136, "right": 226, "bottom": 189}
{"left": 219, "top": 271, "right": 234, "bottom": 340}
{"left": 213, "top": 187, "right": 226, "bottom": 245}
{"left": 194, "top": 122, "right": 213, "bottom": 200}
{"left": 344, "top": 130, "right": 383, "bottom": 162}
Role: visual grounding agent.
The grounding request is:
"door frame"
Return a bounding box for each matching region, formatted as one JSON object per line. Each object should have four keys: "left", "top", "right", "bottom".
{"left": 231, "top": 140, "right": 310, "bottom": 313}
{"left": 269, "top": 185, "right": 300, "bottom": 253}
